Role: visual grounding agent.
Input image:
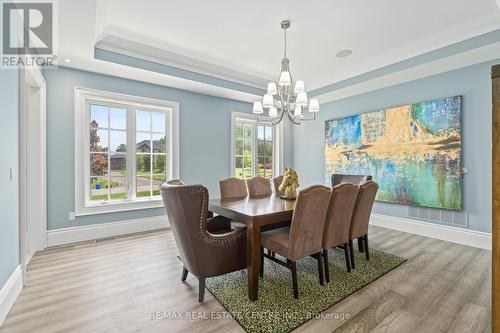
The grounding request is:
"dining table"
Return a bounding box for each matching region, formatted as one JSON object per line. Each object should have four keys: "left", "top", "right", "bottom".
{"left": 208, "top": 194, "right": 296, "bottom": 301}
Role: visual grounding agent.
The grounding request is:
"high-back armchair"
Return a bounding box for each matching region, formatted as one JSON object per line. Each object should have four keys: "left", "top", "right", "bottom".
{"left": 260, "top": 185, "right": 331, "bottom": 298}
{"left": 164, "top": 179, "right": 231, "bottom": 233}
{"left": 219, "top": 177, "right": 248, "bottom": 199}
{"left": 331, "top": 174, "right": 372, "bottom": 186}
{"left": 247, "top": 176, "right": 272, "bottom": 197}
{"left": 322, "top": 183, "right": 359, "bottom": 278}
{"left": 348, "top": 180, "right": 379, "bottom": 269}
{"left": 160, "top": 183, "right": 247, "bottom": 302}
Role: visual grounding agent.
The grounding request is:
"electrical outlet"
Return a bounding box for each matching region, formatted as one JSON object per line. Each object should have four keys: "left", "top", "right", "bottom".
{"left": 69, "top": 212, "right": 75, "bottom": 220}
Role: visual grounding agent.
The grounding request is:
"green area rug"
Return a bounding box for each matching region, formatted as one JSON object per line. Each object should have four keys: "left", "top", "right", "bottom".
{"left": 206, "top": 248, "right": 406, "bottom": 333}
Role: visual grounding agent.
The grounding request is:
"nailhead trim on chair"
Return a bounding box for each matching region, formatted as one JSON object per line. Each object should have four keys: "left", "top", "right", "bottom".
{"left": 162, "top": 185, "right": 245, "bottom": 246}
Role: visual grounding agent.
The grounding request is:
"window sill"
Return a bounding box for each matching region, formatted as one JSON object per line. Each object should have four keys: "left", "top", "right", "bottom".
{"left": 75, "top": 198, "right": 164, "bottom": 216}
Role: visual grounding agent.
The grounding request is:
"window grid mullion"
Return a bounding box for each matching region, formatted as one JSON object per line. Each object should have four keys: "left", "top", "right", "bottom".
{"left": 129, "top": 106, "right": 136, "bottom": 201}
{"left": 252, "top": 123, "right": 257, "bottom": 178}
{"left": 107, "top": 108, "right": 111, "bottom": 201}
{"left": 150, "top": 112, "right": 154, "bottom": 197}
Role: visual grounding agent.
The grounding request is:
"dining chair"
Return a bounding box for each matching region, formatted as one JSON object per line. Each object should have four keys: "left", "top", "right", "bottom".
{"left": 331, "top": 174, "right": 373, "bottom": 252}
{"left": 219, "top": 177, "right": 248, "bottom": 199}
{"left": 165, "top": 179, "right": 231, "bottom": 233}
{"left": 160, "top": 183, "right": 247, "bottom": 302}
{"left": 348, "top": 180, "right": 379, "bottom": 269}
{"left": 322, "top": 183, "right": 359, "bottom": 280}
{"left": 331, "top": 174, "right": 372, "bottom": 186}
{"left": 260, "top": 185, "right": 331, "bottom": 298}
{"left": 219, "top": 177, "right": 247, "bottom": 229}
{"left": 247, "top": 176, "right": 272, "bottom": 197}
{"left": 273, "top": 175, "right": 284, "bottom": 195}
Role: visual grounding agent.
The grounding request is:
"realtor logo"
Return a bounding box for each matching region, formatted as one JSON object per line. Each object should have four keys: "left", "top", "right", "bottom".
{"left": 1, "top": 1, "right": 57, "bottom": 67}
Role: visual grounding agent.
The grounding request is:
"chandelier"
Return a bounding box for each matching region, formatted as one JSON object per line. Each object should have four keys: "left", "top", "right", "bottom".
{"left": 253, "top": 20, "right": 320, "bottom": 125}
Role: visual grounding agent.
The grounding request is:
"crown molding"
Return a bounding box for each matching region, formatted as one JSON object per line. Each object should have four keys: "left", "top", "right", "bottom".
{"left": 95, "top": 35, "right": 269, "bottom": 90}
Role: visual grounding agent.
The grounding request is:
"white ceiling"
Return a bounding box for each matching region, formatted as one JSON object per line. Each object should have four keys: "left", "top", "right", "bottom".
{"left": 57, "top": 0, "right": 500, "bottom": 96}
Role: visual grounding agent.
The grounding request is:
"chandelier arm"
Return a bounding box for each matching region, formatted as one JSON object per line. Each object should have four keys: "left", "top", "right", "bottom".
{"left": 256, "top": 107, "right": 285, "bottom": 125}
{"left": 287, "top": 111, "right": 301, "bottom": 125}
{"left": 296, "top": 114, "right": 317, "bottom": 121}
{"left": 271, "top": 108, "right": 286, "bottom": 126}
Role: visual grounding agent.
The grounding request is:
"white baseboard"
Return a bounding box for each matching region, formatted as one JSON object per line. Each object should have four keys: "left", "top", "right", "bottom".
{"left": 47, "top": 215, "right": 169, "bottom": 247}
{"left": 370, "top": 213, "right": 492, "bottom": 250}
{"left": 0, "top": 266, "right": 23, "bottom": 326}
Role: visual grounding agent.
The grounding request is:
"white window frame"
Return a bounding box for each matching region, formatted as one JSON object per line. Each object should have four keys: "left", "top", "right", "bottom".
{"left": 75, "top": 88, "right": 179, "bottom": 216}
{"left": 230, "top": 112, "right": 283, "bottom": 179}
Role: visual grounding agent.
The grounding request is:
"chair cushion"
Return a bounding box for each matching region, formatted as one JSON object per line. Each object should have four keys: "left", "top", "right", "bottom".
{"left": 206, "top": 216, "right": 232, "bottom": 233}
{"left": 261, "top": 227, "right": 291, "bottom": 258}
{"left": 207, "top": 216, "right": 247, "bottom": 233}
{"left": 231, "top": 222, "right": 247, "bottom": 230}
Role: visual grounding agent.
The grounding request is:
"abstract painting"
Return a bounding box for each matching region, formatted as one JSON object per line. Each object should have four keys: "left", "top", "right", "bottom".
{"left": 325, "top": 96, "right": 462, "bottom": 210}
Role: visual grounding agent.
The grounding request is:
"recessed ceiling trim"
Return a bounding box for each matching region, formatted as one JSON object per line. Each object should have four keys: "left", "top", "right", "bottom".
{"left": 310, "top": 11, "right": 500, "bottom": 90}
{"left": 316, "top": 40, "right": 500, "bottom": 104}
{"left": 61, "top": 58, "right": 261, "bottom": 103}
{"left": 95, "top": 35, "right": 269, "bottom": 90}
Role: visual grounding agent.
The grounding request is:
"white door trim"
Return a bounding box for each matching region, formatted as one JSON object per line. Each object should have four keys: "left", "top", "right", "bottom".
{"left": 19, "top": 66, "right": 47, "bottom": 283}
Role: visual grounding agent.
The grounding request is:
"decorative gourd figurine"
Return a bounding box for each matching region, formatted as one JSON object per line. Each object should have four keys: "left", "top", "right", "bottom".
{"left": 279, "top": 168, "right": 299, "bottom": 200}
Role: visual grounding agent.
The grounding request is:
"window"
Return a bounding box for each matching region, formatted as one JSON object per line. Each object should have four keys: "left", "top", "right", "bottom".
{"left": 231, "top": 112, "right": 282, "bottom": 179}
{"left": 76, "top": 88, "right": 179, "bottom": 215}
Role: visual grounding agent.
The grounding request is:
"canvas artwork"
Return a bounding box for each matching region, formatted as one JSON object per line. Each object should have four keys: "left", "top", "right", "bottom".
{"left": 324, "top": 96, "right": 462, "bottom": 210}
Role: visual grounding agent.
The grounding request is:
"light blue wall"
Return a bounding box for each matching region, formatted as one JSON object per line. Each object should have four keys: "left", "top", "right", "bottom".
{"left": 293, "top": 59, "right": 498, "bottom": 233}
{"left": 0, "top": 68, "right": 20, "bottom": 286}
{"left": 43, "top": 67, "right": 260, "bottom": 230}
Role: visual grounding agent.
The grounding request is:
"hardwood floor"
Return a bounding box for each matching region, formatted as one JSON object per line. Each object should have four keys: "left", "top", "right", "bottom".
{"left": 0, "top": 226, "right": 491, "bottom": 333}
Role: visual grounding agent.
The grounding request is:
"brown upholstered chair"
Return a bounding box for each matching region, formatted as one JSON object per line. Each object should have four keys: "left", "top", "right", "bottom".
{"left": 165, "top": 179, "right": 230, "bottom": 233}
{"left": 160, "top": 183, "right": 247, "bottom": 302}
{"left": 348, "top": 181, "right": 379, "bottom": 269}
{"left": 273, "top": 175, "right": 284, "bottom": 195}
{"left": 331, "top": 174, "right": 372, "bottom": 186}
{"left": 165, "top": 179, "right": 184, "bottom": 185}
{"left": 219, "top": 177, "right": 248, "bottom": 199}
{"left": 260, "top": 185, "right": 331, "bottom": 298}
{"left": 322, "top": 184, "right": 359, "bottom": 279}
{"left": 219, "top": 177, "right": 247, "bottom": 229}
{"left": 247, "top": 176, "right": 272, "bottom": 197}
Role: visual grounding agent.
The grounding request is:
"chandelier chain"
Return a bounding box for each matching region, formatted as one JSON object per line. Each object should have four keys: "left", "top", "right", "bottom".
{"left": 283, "top": 28, "right": 287, "bottom": 58}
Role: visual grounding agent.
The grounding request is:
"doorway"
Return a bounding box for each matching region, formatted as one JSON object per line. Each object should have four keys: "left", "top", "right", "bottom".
{"left": 19, "top": 67, "right": 47, "bottom": 281}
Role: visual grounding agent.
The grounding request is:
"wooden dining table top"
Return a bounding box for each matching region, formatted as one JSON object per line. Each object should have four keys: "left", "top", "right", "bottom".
{"left": 209, "top": 194, "right": 297, "bottom": 301}
{"left": 208, "top": 195, "right": 296, "bottom": 225}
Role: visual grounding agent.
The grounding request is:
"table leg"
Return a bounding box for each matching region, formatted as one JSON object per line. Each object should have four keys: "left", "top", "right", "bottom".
{"left": 247, "top": 219, "right": 260, "bottom": 301}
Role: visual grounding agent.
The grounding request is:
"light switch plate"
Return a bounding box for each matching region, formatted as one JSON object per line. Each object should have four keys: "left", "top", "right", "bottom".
{"left": 69, "top": 212, "right": 76, "bottom": 220}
